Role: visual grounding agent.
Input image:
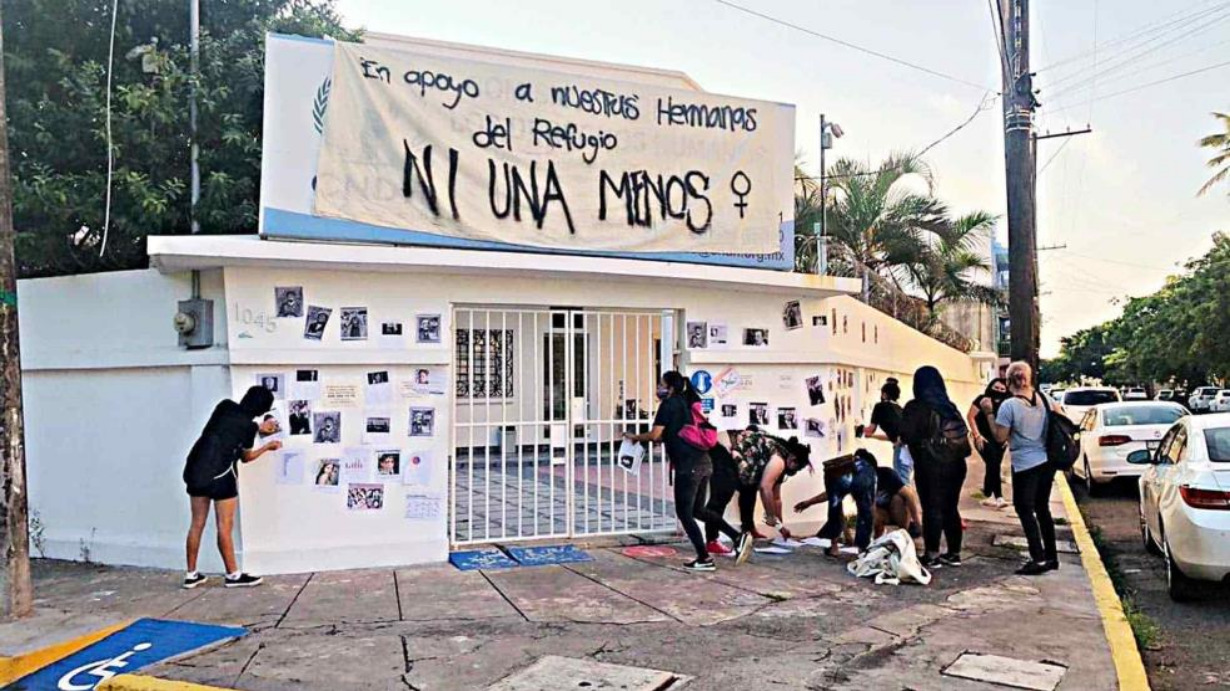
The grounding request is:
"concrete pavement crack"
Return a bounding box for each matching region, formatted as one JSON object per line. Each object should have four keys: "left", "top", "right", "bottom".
{"left": 394, "top": 570, "right": 404, "bottom": 621}
{"left": 479, "top": 570, "right": 530, "bottom": 622}
{"left": 560, "top": 563, "right": 684, "bottom": 624}
{"left": 275, "top": 571, "right": 314, "bottom": 629}
{"left": 231, "top": 642, "right": 265, "bottom": 687}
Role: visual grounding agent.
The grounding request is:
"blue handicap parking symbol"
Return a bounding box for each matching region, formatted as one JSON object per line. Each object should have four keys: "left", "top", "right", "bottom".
{"left": 11, "top": 618, "right": 245, "bottom": 690}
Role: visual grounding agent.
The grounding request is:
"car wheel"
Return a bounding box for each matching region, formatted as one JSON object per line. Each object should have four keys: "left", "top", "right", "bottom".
{"left": 1084, "top": 457, "right": 1101, "bottom": 497}
{"left": 1140, "top": 507, "right": 1162, "bottom": 556}
{"left": 1163, "top": 530, "right": 1199, "bottom": 602}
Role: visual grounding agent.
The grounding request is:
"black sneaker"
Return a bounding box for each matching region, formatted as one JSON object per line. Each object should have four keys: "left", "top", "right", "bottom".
{"left": 1043, "top": 559, "right": 1060, "bottom": 572}
{"left": 224, "top": 573, "right": 264, "bottom": 588}
{"left": 1015, "top": 561, "right": 1049, "bottom": 576}
{"left": 734, "top": 532, "right": 753, "bottom": 566}
{"left": 682, "top": 559, "right": 716, "bottom": 573}
{"left": 920, "top": 554, "right": 943, "bottom": 569}
{"left": 182, "top": 573, "right": 208, "bottom": 590}
{"left": 938, "top": 552, "right": 962, "bottom": 567}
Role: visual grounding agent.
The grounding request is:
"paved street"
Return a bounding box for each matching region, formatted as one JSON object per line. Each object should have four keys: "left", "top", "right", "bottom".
{"left": 3, "top": 465, "right": 1121, "bottom": 690}
{"left": 1075, "top": 478, "right": 1230, "bottom": 691}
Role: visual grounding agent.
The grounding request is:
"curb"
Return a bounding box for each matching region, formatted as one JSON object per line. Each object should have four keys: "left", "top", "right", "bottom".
{"left": 1056, "top": 473, "right": 1152, "bottom": 691}
{"left": 99, "top": 674, "right": 238, "bottom": 690}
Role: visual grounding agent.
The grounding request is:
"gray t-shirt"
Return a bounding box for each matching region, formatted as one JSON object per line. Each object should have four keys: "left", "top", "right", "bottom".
{"left": 996, "top": 395, "right": 1050, "bottom": 472}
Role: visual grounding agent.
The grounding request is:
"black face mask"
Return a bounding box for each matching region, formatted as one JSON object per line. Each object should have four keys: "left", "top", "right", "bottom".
{"left": 988, "top": 389, "right": 1010, "bottom": 402}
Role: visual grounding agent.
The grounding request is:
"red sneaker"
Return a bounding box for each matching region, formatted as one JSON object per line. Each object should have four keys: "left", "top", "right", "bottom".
{"left": 751, "top": 529, "right": 769, "bottom": 540}
{"left": 706, "top": 540, "right": 733, "bottom": 556}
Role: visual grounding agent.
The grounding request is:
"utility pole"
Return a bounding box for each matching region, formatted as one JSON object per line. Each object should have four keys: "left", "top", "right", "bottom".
{"left": 998, "top": 0, "right": 1040, "bottom": 372}
{"left": 0, "top": 3, "right": 34, "bottom": 619}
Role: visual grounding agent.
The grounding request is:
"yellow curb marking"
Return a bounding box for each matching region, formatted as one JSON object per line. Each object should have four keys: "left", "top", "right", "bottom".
{"left": 0, "top": 619, "right": 133, "bottom": 686}
{"left": 1057, "top": 474, "right": 1152, "bottom": 691}
{"left": 98, "top": 673, "right": 239, "bottom": 690}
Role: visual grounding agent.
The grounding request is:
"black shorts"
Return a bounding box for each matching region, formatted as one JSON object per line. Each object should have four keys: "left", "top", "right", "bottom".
{"left": 187, "top": 473, "right": 238, "bottom": 501}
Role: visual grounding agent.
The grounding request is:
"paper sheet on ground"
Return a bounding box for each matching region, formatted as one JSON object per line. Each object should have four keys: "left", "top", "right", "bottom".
{"left": 754, "top": 546, "right": 793, "bottom": 555}
{"left": 800, "top": 536, "right": 832, "bottom": 548}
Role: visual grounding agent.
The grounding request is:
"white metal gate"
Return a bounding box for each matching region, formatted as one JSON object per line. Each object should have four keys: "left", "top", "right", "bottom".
{"left": 450, "top": 306, "right": 678, "bottom": 546}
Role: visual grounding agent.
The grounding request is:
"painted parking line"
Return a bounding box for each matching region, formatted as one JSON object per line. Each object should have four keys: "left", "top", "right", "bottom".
{"left": 6, "top": 618, "right": 244, "bottom": 691}
{"left": 0, "top": 621, "right": 133, "bottom": 686}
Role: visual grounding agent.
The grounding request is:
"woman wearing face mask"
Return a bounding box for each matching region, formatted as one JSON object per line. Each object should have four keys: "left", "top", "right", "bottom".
{"left": 625, "top": 371, "right": 753, "bottom": 571}
{"left": 899, "top": 366, "right": 972, "bottom": 569}
{"left": 968, "top": 378, "right": 1010, "bottom": 509}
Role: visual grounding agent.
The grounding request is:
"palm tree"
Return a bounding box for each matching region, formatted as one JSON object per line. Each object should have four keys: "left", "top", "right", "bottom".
{"left": 824, "top": 153, "right": 948, "bottom": 284}
{"left": 793, "top": 164, "right": 822, "bottom": 272}
{"left": 1198, "top": 112, "right": 1230, "bottom": 196}
{"left": 902, "top": 210, "right": 1002, "bottom": 323}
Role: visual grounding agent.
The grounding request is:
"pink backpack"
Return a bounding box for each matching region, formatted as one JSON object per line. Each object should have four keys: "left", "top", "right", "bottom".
{"left": 679, "top": 402, "right": 718, "bottom": 451}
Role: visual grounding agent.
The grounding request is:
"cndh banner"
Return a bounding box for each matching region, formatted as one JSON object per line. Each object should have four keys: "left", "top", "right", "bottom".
{"left": 258, "top": 34, "right": 795, "bottom": 268}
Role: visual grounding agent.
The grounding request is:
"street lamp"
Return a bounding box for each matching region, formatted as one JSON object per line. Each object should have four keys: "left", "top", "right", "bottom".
{"left": 817, "top": 115, "right": 843, "bottom": 275}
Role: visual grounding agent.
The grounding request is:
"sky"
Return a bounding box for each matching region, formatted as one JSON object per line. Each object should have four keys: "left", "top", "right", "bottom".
{"left": 333, "top": 0, "right": 1230, "bottom": 357}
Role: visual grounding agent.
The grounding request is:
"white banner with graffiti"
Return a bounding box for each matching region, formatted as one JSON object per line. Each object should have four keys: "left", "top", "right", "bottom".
{"left": 311, "top": 41, "right": 794, "bottom": 254}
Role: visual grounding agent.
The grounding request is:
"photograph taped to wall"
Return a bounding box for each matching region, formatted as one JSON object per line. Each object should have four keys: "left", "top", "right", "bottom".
{"left": 378, "top": 320, "right": 405, "bottom": 349}
{"left": 275, "top": 286, "right": 304, "bottom": 318}
{"left": 366, "top": 370, "right": 392, "bottom": 406}
{"left": 257, "top": 401, "right": 287, "bottom": 442}
{"left": 409, "top": 406, "right": 435, "bottom": 437}
{"left": 275, "top": 449, "right": 306, "bottom": 485}
{"left": 777, "top": 407, "right": 798, "bottom": 430}
{"left": 708, "top": 322, "right": 729, "bottom": 347}
{"left": 783, "top": 300, "right": 803, "bottom": 331}
{"left": 812, "top": 315, "right": 828, "bottom": 327}
{"left": 256, "top": 372, "right": 285, "bottom": 400}
{"left": 347, "top": 483, "right": 384, "bottom": 511}
{"left": 686, "top": 321, "right": 707, "bottom": 349}
{"left": 402, "top": 449, "right": 433, "bottom": 486}
{"left": 304, "top": 305, "right": 332, "bottom": 341}
{"left": 748, "top": 402, "right": 769, "bottom": 427}
{"left": 381, "top": 321, "right": 403, "bottom": 336}
{"left": 363, "top": 412, "right": 392, "bottom": 444}
{"left": 289, "top": 369, "right": 321, "bottom": 400}
{"left": 416, "top": 314, "right": 442, "bottom": 344}
{"left": 405, "top": 492, "right": 443, "bottom": 521}
{"left": 743, "top": 328, "right": 769, "bottom": 347}
{"left": 804, "top": 418, "right": 825, "bottom": 438}
{"left": 314, "top": 458, "right": 340, "bottom": 491}
{"left": 375, "top": 449, "right": 401, "bottom": 478}
{"left": 289, "top": 400, "right": 313, "bottom": 436}
{"left": 313, "top": 411, "right": 342, "bottom": 444}
{"left": 805, "top": 375, "right": 826, "bottom": 406}
{"left": 717, "top": 401, "right": 742, "bottom": 431}
{"left": 340, "top": 306, "right": 368, "bottom": 341}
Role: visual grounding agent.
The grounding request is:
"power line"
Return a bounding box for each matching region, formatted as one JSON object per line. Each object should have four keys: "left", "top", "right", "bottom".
{"left": 1047, "top": 34, "right": 1230, "bottom": 106}
{"left": 711, "top": 0, "right": 998, "bottom": 92}
{"left": 1038, "top": 138, "right": 1073, "bottom": 174}
{"left": 1045, "top": 58, "right": 1230, "bottom": 113}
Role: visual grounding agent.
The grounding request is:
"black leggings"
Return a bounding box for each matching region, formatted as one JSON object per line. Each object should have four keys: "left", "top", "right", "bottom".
{"left": 1013, "top": 462, "right": 1058, "bottom": 563}
{"left": 914, "top": 454, "right": 966, "bottom": 555}
{"left": 704, "top": 460, "right": 756, "bottom": 542}
{"left": 675, "top": 464, "right": 740, "bottom": 560}
{"left": 981, "top": 442, "right": 1006, "bottom": 499}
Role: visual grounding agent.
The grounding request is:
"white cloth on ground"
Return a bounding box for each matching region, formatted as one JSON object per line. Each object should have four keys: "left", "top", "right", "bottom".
{"left": 846, "top": 529, "right": 932, "bottom": 586}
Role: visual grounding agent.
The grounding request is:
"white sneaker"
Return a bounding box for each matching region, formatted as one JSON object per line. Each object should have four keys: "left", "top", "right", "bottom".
{"left": 980, "top": 497, "right": 999, "bottom": 508}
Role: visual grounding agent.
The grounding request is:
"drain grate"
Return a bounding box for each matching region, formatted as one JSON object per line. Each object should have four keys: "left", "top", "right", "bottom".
{"left": 942, "top": 652, "right": 1067, "bottom": 691}
{"left": 488, "top": 655, "right": 690, "bottom": 690}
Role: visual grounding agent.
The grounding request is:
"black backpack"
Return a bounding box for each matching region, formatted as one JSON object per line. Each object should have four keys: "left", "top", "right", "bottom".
{"left": 926, "top": 410, "right": 972, "bottom": 461}
{"left": 1037, "top": 393, "right": 1081, "bottom": 471}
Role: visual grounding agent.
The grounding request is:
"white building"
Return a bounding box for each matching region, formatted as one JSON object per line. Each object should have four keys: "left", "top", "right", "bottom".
{"left": 17, "top": 33, "right": 996, "bottom": 575}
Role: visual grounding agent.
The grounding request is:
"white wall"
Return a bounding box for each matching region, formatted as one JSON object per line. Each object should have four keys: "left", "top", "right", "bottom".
{"left": 19, "top": 269, "right": 232, "bottom": 570}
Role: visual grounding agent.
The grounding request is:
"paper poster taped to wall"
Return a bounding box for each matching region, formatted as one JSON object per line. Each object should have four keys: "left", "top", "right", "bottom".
{"left": 314, "top": 458, "right": 340, "bottom": 491}
{"left": 686, "top": 321, "right": 707, "bottom": 349}
{"left": 304, "top": 306, "right": 332, "bottom": 341}
{"left": 289, "top": 400, "right": 313, "bottom": 436}
{"left": 340, "top": 306, "right": 368, "bottom": 341}
{"left": 275, "top": 286, "right": 304, "bottom": 318}
{"left": 404, "top": 492, "right": 444, "bottom": 522}
{"left": 409, "top": 407, "right": 436, "bottom": 437}
{"left": 256, "top": 373, "right": 286, "bottom": 400}
{"left": 402, "top": 449, "right": 433, "bottom": 486}
{"left": 323, "top": 384, "right": 360, "bottom": 408}
{"left": 416, "top": 314, "right": 442, "bottom": 344}
{"left": 313, "top": 411, "right": 342, "bottom": 444}
{"left": 708, "top": 323, "right": 729, "bottom": 347}
{"left": 714, "top": 367, "right": 749, "bottom": 399}
{"left": 804, "top": 418, "right": 825, "bottom": 438}
{"left": 347, "top": 483, "right": 385, "bottom": 511}
{"left": 777, "top": 407, "right": 798, "bottom": 430}
{"left": 375, "top": 449, "right": 401, "bottom": 478}
{"left": 617, "top": 439, "right": 644, "bottom": 476}
{"left": 363, "top": 412, "right": 392, "bottom": 444}
{"left": 378, "top": 321, "right": 405, "bottom": 348}
{"left": 257, "top": 401, "right": 287, "bottom": 442}
{"left": 289, "top": 369, "right": 321, "bottom": 400}
{"left": 275, "top": 450, "right": 306, "bottom": 485}
{"left": 748, "top": 402, "right": 769, "bottom": 427}
{"left": 341, "top": 447, "right": 371, "bottom": 484}
{"left": 783, "top": 300, "right": 803, "bottom": 330}
{"left": 406, "top": 366, "right": 446, "bottom": 396}
{"left": 743, "top": 328, "right": 769, "bottom": 347}
{"left": 805, "top": 375, "right": 826, "bottom": 406}
{"left": 366, "top": 370, "right": 393, "bottom": 405}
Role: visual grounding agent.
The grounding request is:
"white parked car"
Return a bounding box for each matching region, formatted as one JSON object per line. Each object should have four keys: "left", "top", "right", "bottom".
{"left": 1074, "top": 402, "right": 1187, "bottom": 495}
{"left": 1123, "top": 387, "right": 1149, "bottom": 401}
{"left": 1189, "top": 387, "right": 1221, "bottom": 413}
{"left": 1134, "top": 413, "right": 1230, "bottom": 601}
{"left": 1210, "top": 390, "right": 1230, "bottom": 413}
{"left": 1059, "top": 387, "right": 1121, "bottom": 424}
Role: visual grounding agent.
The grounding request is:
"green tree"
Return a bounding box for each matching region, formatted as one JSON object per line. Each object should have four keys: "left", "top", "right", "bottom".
{"left": 902, "top": 210, "right": 1001, "bottom": 323}
{"left": 5, "top": 0, "right": 358, "bottom": 278}
{"left": 792, "top": 164, "right": 822, "bottom": 272}
{"left": 1197, "top": 112, "right": 1230, "bottom": 197}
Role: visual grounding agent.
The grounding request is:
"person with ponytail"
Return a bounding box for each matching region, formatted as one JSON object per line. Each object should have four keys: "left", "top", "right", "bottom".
{"left": 624, "top": 371, "right": 752, "bottom": 571}
{"left": 899, "top": 366, "right": 972, "bottom": 569}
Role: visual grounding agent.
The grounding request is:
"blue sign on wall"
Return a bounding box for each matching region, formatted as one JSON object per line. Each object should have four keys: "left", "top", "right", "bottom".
{"left": 690, "top": 370, "right": 713, "bottom": 395}
{"left": 11, "top": 618, "right": 245, "bottom": 690}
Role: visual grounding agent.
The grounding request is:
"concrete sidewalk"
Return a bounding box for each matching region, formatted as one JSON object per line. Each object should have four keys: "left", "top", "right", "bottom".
{"left": 2, "top": 464, "right": 1122, "bottom": 690}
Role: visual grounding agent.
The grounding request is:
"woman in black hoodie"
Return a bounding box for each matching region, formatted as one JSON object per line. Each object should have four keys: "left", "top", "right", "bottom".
{"left": 182, "top": 386, "right": 281, "bottom": 589}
